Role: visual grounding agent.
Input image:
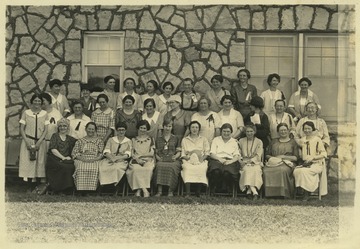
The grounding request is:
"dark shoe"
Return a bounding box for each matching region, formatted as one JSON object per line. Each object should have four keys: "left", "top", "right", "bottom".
{"left": 302, "top": 191, "right": 309, "bottom": 201}
{"left": 253, "top": 194, "right": 259, "bottom": 200}
{"left": 246, "top": 194, "right": 252, "bottom": 200}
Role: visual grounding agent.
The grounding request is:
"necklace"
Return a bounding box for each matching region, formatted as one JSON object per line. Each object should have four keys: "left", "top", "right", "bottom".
{"left": 275, "top": 113, "right": 284, "bottom": 124}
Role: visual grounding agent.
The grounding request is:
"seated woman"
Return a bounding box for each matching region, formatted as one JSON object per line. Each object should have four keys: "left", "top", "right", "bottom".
{"left": 154, "top": 119, "right": 181, "bottom": 197}
{"left": 99, "top": 122, "right": 132, "bottom": 191}
{"left": 72, "top": 122, "right": 104, "bottom": 194}
{"left": 264, "top": 123, "right": 299, "bottom": 198}
{"left": 238, "top": 123, "right": 264, "bottom": 200}
{"left": 208, "top": 123, "right": 241, "bottom": 195}
{"left": 181, "top": 121, "right": 210, "bottom": 197}
{"left": 46, "top": 118, "right": 77, "bottom": 194}
{"left": 126, "top": 120, "right": 155, "bottom": 197}
{"left": 293, "top": 121, "right": 327, "bottom": 201}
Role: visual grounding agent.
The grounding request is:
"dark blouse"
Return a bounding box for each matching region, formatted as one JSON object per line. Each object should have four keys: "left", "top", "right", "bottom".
{"left": 266, "top": 138, "right": 299, "bottom": 160}
{"left": 155, "top": 134, "right": 181, "bottom": 157}
{"left": 49, "top": 133, "right": 77, "bottom": 157}
{"left": 243, "top": 111, "right": 270, "bottom": 149}
{"left": 115, "top": 109, "right": 142, "bottom": 139}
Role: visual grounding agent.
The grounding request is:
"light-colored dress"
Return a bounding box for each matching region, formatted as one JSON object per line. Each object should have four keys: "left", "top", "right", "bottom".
{"left": 295, "top": 117, "right": 330, "bottom": 147}
{"left": 140, "top": 93, "right": 164, "bottom": 114}
{"left": 205, "top": 88, "right": 230, "bottom": 113}
{"left": 18, "top": 109, "right": 49, "bottom": 180}
{"left": 126, "top": 136, "right": 155, "bottom": 190}
{"left": 191, "top": 111, "right": 221, "bottom": 144}
{"left": 293, "top": 136, "right": 327, "bottom": 196}
{"left": 91, "top": 107, "right": 115, "bottom": 140}
{"left": 238, "top": 137, "right": 263, "bottom": 191}
{"left": 99, "top": 136, "right": 132, "bottom": 186}
{"left": 217, "top": 108, "right": 244, "bottom": 137}
{"left": 181, "top": 135, "right": 210, "bottom": 185}
{"left": 268, "top": 112, "right": 296, "bottom": 140}
{"left": 47, "top": 92, "right": 71, "bottom": 116}
{"left": 72, "top": 137, "right": 104, "bottom": 190}
{"left": 45, "top": 108, "right": 63, "bottom": 144}
{"left": 157, "top": 94, "right": 171, "bottom": 115}
{"left": 288, "top": 89, "right": 321, "bottom": 118}
{"left": 101, "top": 89, "right": 118, "bottom": 111}
{"left": 67, "top": 114, "right": 92, "bottom": 140}
{"left": 260, "top": 89, "right": 285, "bottom": 116}
{"left": 142, "top": 111, "right": 164, "bottom": 140}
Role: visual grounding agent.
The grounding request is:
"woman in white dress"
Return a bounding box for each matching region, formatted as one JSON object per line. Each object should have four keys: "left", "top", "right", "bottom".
{"left": 67, "top": 101, "right": 92, "bottom": 139}
{"left": 268, "top": 99, "right": 296, "bottom": 140}
{"left": 181, "top": 121, "right": 210, "bottom": 197}
{"left": 217, "top": 95, "right": 244, "bottom": 139}
{"left": 205, "top": 75, "right": 230, "bottom": 112}
{"left": 142, "top": 98, "right": 164, "bottom": 140}
{"left": 260, "top": 73, "right": 286, "bottom": 116}
{"left": 158, "top": 81, "right": 175, "bottom": 115}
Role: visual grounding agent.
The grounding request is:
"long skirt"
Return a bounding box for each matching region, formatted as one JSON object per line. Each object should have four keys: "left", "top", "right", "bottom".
{"left": 239, "top": 164, "right": 263, "bottom": 191}
{"left": 208, "top": 159, "right": 240, "bottom": 180}
{"left": 181, "top": 160, "right": 208, "bottom": 185}
{"left": 293, "top": 163, "right": 323, "bottom": 193}
{"left": 263, "top": 164, "right": 294, "bottom": 198}
{"left": 46, "top": 153, "right": 75, "bottom": 191}
{"left": 126, "top": 160, "right": 155, "bottom": 190}
{"left": 18, "top": 139, "right": 47, "bottom": 180}
{"left": 73, "top": 160, "right": 100, "bottom": 191}
{"left": 154, "top": 160, "right": 181, "bottom": 190}
{"left": 99, "top": 159, "right": 128, "bottom": 186}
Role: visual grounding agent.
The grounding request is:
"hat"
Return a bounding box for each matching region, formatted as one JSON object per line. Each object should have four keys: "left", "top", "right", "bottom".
{"left": 249, "top": 96, "right": 264, "bottom": 108}
{"left": 57, "top": 118, "right": 70, "bottom": 128}
{"left": 80, "top": 83, "right": 93, "bottom": 92}
{"left": 167, "top": 95, "right": 182, "bottom": 104}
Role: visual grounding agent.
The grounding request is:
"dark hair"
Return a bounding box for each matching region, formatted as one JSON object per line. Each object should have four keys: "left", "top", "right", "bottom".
{"left": 274, "top": 99, "right": 286, "bottom": 107}
{"left": 220, "top": 95, "right": 234, "bottom": 105}
{"left": 237, "top": 69, "right": 251, "bottom": 79}
{"left": 298, "top": 77, "right": 312, "bottom": 87}
{"left": 183, "top": 78, "right": 194, "bottom": 85}
{"left": 211, "top": 75, "right": 223, "bottom": 83}
{"left": 30, "top": 93, "right": 43, "bottom": 104}
{"left": 137, "top": 119, "right": 151, "bottom": 130}
{"left": 302, "top": 121, "right": 316, "bottom": 131}
{"left": 40, "top": 92, "right": 52, "bottom": 104}
{"left": 85, "top": 121, "right": 97, "bottom": 131}
{"left": 162, "top": 118, "right": 173, "bottom": 127}
{"left": 162, "top": 81, "right": 174, "bottom": 91}
{"left": 244, "top": 122, "right": 257, "bottom": 133}
{"left": 124, "top": 77, "right": 135, "bottom": 85}
{"left": 49, "top": 79, "right": 62, "bottom": 88}
{"left": 276, "top": 122, "right": 289, "bottom": 132}
{"left": 144, "top": 98, "right": 156, "bottom": 109}
{"left": 188, "top": 120, "right": 201, "bottom": 132}
{"left": 147, "top": 80, "right": 158, "bottom": 90}
{"left": 267, "top": 73, "right": 281, "bottom": 85}
{"left": 220, "top": 123, "right": 233, "bottom": 133}
{"left": 115, "top": 121, "right": 128, "bottom": 130}
{"left": 198, "top": 96, "right": 211, "bottom": 107}
{"left": 104, "top": 75, "right": 116, "bottom": 83}
{"left": 97, "top": 94, "right": 109, "bottom": 103}
{"left": 122, "top": 94, "right": 135, "bottom": 104}
{"left": 72, "top": 100, "right": 84, "bottom": 108}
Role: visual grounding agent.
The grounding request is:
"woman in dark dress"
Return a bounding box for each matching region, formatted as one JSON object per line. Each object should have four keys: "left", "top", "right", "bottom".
{"left": 115, "top": 95, "right": 142, "bottom": 139}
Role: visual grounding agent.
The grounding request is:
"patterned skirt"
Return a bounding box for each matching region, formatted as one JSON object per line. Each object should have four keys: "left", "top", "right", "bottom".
{"left": 99, "top": 159, "right": 128, "bottom": 186}
{"left": 73, "top": 160, "right": 100, "bottom": 191}
{"left": 154, "top": 160, "right": 181, "bottom": 190}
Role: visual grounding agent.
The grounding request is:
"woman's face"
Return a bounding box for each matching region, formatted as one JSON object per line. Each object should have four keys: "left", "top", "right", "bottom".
{"left": 42, "top": 98, "right": 50, "bottom": 108}
{"left": 238, "top": 71, "right": 248, "bottom": 84}
{"left": 98, "top": 97, "right": 108, "bottom": 109}
{"left": 306, "top": 103, "right": 318, "bottom": 116}
{"left": 86, "top": 124, "right": 96, "bottom": 137}
{"left": 211, "top": 78, "right": 222, "bottom": 90}
{"left": 183, "top": 80, "right": 193, "bottom": 92}
{"left": 125, "top": 80, "right": 135, "bottom": 90}
{"left": 106, "top": 78, "right": 116, "bottom": 90}
{"left": 124, "top": 99, "right": 134, "bottom": 108}
{"left": 270, "top": 77, "right": 279, "bottom": 88}
{"left": 163, "top": 85, "right": 173, "bottom": 95}
{"left": 51, "top": 84, "right": 61, "bottom": 94}
{"left": 58, "top": 124, "right": 69, "bottom": 134}
{"left": 278, "top": 125, "right": 289, "bottom": 139}
{"left": 73, "top": 104, "right": 83, "bottom": 115}
{"left": 145, "top": 101, "right": 155, "bottom": 114}
{"left": 146, "top": 83, "right": 155, "bottom": 94}
{"left": 138, "top": 125, "right": 148, "bottom": 135}
{"left": 168, "top": 101, "right": 180, "bottom": 111}
{"left": 275, "top": 101, "right": 285, "bottom": 114}
{"left": 299, "top": 81, "right": 309, "bottom": 91}
{"left": 189, "top": 123, "right": 200, "bottom": 135}
{"left": 250, "top": 104, "right": 256, "bottom": 111}
{"left": 199, "top": 99, "right": 209, "bottom": 112}
{"left": 82, "top": 89, "right": 90, "bottom": 97}
{"left": 303, "top": 124, "right": 314, "bottom": 136}
{"left": 116, "top": 127, "right": 126, "bottom": 137}
{"left": 221, "top": 128, "right": 232, "bottom": 139}
{"left": 222, "top": 99, "right": 233, "bottom": 110}
{"left": 245, "top": 127, "right": 255, "bottom": 138}
{"left": 163, "top": 122, "right": 173, "bottom": 133}
{"left": 32, "top": 97, "right": 42, "bottom": 108}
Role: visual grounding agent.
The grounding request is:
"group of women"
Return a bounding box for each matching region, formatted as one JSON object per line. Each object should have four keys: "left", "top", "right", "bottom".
{"left": 18, "top": 70, "right": 329, "bottom": 201}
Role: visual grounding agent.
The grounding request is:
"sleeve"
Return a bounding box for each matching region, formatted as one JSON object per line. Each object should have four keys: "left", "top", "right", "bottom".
{"left": 49, "top": 133, "right": 59, "bottom": 150}
{"left": 19, "top": 111, "right": 26, "bottom": 125}
{"left": 288, "top": 93, "right": 295, "bottom": 108}
{"left": 181, "top": 139, "right": 187, "bottom": 157}
{"left": 175, "top": 136, "right": 181, "bottom": 152}
{"left": 313, "top": 92, "right": 321, "bottom": 109}
{"left": 236, "top": 111, "right": 244, "bottom": 128}
{"left": 213, "top": 113, "right": 221, "bottom": 129}
{"left": 63, "top": 96, "right": 71, "bottom": 113}
{"left": 109, "top": 111, "right": 115, "bottom": 130}
{"left": 91, "top": 111, "right": 96, "bottom": 122}
{"left": 203, "top": 138, "right": 210, "bottom": 156}
{"left": 71, "top": 140, "right": 82, "bottom": 159}
{"left": 256, "top": 113, "right": 270, "bottom": 138}
{"left": 124, "top": 140, "right": 132, "bottom": 157}
{"left": 294, "top": 118, "right": 304, "bottom": 140}
{"left": 97, "top": 139, "right": 105, "bottom": 154}
{"left": 320, "top": 119, "right": 330, "bottom": 146}
{"left": 210, "top": 138, "right": 217, "bottom": 155}
{"left": 316, "top": 138, "right": 327, "bottom": 158}
{"left": 184, "top": 111, "right": 191, "bottom": 127}
{"left": 252, "top": 85, "right": 258, "bottom": 97}
{"left": 251, "top": 139, "right": 263, "bottom": 163}
{"left": 136, "top": 94, "right": 143, "bottom": 111}
{"left": 116, "top": 94, "right": 123, "bottom": 109}
{"left": 281, "top": 90, "right": 286, "bottom": 101}
{"left": 260, "top": 91, "right": 265, "bottom": 100}
{"left": 292, "top": 140, "right": 299, "bottom": 159}
{"left": 232, "top": 140, "right": 241, "bottom": 156}
{"left": 150, "top": 137, "right": 156, "bottom": 155}
{"left": 157, "top": 113, "right": 165, "bottom": 130}
{"left": 265, "top": 140, "right": 274, "bottom": 157}
{"left": 103, "top": 138, "right": 112, "bottom": 154}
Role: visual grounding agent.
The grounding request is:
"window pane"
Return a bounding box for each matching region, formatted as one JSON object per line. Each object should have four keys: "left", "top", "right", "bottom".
{"left": 249, "top": 57, "right": 264, "bottom": 75}
{"left": 264, "top": 38, "right": 279, "bottom": 56}
{"left": 109, "top": 51, "right": 121, "bottom": 64}
{"left": 306, "top": 58, "right": 321, "bottom": 76}
{"left": 322, "top": 38, "right": 336, "bottom": 57}
{"left": 250, "top": 37, "right": 265, "bottom": 56}
{"left": 87, "top": 51, "right": 98, "bottom": 64}
{"left": 279, "top": 57, "right": 293, "bottom": 75}
{"left": 98, "top": 37, "right": 109, "bottom": 51}
{"left": 264, "top": 57, "right": 278, "bottom": 73}
{"left": 87, "top": 36, "right": 98, "bottom": 50}
{"left": 98, "top": 51, "right": 109, "bottom": 64}
{"left": 110, "top": 36, "right": 121, "bottom": 50}
{"left": 322, "top": 58, "right": 336, "bottom": 76}
{"left": 307, "top": 37, "right": 321, "bottom": 56}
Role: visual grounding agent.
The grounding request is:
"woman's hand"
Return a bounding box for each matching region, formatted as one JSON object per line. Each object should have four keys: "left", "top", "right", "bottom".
{"left": 182, "top": 155, "right": 190, "bottom": 161}
{"left": 63, "top": 156, "right": 72, "bottom": 160}
{"left": 156, "top": 155, "right": 163, "bottom": 162}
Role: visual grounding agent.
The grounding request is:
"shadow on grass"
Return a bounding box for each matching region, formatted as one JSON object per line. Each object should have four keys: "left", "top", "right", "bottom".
{"left": 5, "top": 180, "right": 354, "bottom": 207}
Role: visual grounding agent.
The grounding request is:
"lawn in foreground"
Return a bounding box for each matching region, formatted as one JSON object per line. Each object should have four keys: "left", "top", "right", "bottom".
{"left": 6, "top": 202, "right": 339, "bottom": 243}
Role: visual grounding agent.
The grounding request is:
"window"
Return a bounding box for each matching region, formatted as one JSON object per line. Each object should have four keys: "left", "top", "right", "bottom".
{"left": 82, "top": 32, "right": 125, "bottom": 92}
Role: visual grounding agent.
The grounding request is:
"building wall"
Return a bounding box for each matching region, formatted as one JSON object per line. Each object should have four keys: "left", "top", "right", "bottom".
{"left": 5, "top": 5, "right": 356, "bottom": 192}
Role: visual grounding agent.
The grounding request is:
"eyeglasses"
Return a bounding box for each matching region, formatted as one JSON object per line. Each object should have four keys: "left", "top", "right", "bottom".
{"left": 117, "top": 129, "right": 126, "bottom": 131}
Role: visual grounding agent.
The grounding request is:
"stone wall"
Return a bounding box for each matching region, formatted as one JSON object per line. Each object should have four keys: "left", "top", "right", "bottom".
{"left": 5, "top": 5, "right": 356, "bottom": 192}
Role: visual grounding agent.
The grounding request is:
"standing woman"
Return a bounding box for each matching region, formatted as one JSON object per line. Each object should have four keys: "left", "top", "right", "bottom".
{"left": 116, "top": 77, "right": 142, "bottom": 111}
{"left": 115, "top": 95, "right": 142, "bottom": 139}
{"left": 181, "top": 121, "right": 210, "bottom": 197}
{"left": 179, "top": 78, "right": 201, "bottom": 116}
{"left": 243, "top": 96, "right": 270, "bottom": 151}
{"left": 19, "top": 93, "right": 49, "bottom": 192}
{"left": 47, "top": 79, "right": 71, "bottom": 117}
{"left": 41, "top": 92, "right": 63, "bottom": 147}
{"left": 293, "top": 121, "right": 327, "bottom": 201}
{"left": 260, "top": 73, "right": 285, "bottom": 116}
{"left": 154, "top": 119, "right": 182, "bottom": 197}
{"left": 99, "top": 122, "right": 132, "bottom": 188}
{"left": 238, "top": 124, "right": 264, "bottom": 200}
{"left": 217, "top": 95, "right": 244, "bottom": 139}
{"left": 126, "top": 120, "right": 155, "bottom": 197}
{"left": 46, "top": 118, "right": 77, "bottom": 194}
{"left": 190, "top": 97, "right": 221, "bottom": 144}
{"left": 141, "top": 80, "right": 164, "bottom": 114}
{"left": 91, "top": 94, "right": 115, "bottom": 144}
{"left": 158, "top": 81, "right": 175, "bottom": 115}
{"left": 142, "top": 98, "right": 164, "bottom": 140}
{"left": 101, "top": 75, "right": 118, "bottom": 111}
{"left": 288, "top": 77, "right": 321, "bottom": 122}
{"left": 67, "top": 101, "right": 92, "bottom": 140}
{"left": 79, "top": 83, "right": 97, "bottom": 118}
{"left": 205, "top": 75, "right": 230, "bottom": 113}
{"left": 230, "top": 69, "right": 258, "bottom": 117}
{"left": 268, "top": 99, "right": 296, "bottom": 140}
{"left": 72, "top": 122, "right": 104, "bottom": 193}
